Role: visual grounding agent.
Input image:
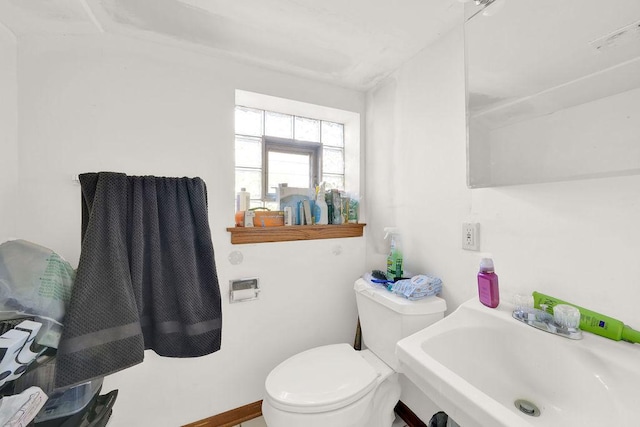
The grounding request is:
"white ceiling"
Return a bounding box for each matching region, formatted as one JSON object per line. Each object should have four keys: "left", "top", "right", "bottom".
{"left": 0, "top": 0, "right": 463, "bottom": 90}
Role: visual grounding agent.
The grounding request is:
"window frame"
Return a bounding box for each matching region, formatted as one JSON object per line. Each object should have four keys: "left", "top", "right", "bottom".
{"left": 262, "top": 136, "right": 321, "bottom": 201}
{"left": 234, "top": 95, "right": 355, "bottom": 209}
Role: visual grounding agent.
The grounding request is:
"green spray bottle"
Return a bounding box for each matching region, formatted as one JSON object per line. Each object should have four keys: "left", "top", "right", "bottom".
{"left": 384, "top": 227, "right": 403, "bottom": 281}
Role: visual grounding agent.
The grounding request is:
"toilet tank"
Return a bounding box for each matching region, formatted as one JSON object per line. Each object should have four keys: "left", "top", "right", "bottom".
{"left": 354, "top": 278, "right": 446, "bottom": 370}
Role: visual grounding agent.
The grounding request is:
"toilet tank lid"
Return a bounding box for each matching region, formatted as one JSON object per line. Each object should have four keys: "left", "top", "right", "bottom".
{"left": 354, "top": 278, "right": 447, "bottom": 315}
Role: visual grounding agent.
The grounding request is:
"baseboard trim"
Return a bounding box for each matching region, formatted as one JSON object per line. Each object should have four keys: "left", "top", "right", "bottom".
{"left": 395, "top": 400, "right": 428, "bottom": 427}
{"left": 184, "top": 398, "right": 422, "bottom": 427}
{"left": 182, "top": 400, "right": 263, "bottom": 427}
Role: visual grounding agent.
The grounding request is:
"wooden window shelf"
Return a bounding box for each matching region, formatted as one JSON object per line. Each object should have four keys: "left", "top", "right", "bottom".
{"left": 226, "top": 223, "right": 366, "bottom": 244}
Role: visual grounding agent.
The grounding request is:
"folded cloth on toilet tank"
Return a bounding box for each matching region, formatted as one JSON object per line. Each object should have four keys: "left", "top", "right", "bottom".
{"left": 388, "top": 275, "right": 442, "bottom": 300}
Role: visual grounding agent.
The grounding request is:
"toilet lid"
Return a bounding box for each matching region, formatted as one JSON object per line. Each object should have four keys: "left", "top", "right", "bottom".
{"left": 265, "top": 343, "right": 378, "bottom": 413}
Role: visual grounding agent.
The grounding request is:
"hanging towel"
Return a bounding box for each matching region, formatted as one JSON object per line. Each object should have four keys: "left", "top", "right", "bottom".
{"left": 55, "top": 172, "right": 222, "bottom": 388}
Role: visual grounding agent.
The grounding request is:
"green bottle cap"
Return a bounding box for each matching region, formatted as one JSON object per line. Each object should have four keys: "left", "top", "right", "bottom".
{"left": 621, "top": 325, "right": 640, "bottom": 344}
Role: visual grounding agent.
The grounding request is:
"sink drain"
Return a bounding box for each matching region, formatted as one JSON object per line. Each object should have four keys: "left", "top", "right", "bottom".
{"left": 514, "top": 399, "right": 541, "bottom": 417}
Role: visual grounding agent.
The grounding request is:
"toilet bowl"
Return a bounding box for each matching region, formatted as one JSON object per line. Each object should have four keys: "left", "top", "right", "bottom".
{"left": 262, "top": 279, "right": 446, "bottom": 427}
{"left": 262, "top": 344, "right": 399, "bottom": 427}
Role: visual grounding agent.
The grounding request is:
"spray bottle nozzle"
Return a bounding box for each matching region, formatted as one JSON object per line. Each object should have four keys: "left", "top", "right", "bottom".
{"left": 383, "top": 227, "right": 399, "bottom": 240}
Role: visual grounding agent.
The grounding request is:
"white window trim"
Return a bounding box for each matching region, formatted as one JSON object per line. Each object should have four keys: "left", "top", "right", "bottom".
{"left": 262, "top": 136, "right": 321, "bottom": 201}
{"left": 236, "top": 90, "right": 361, "bottom": 200}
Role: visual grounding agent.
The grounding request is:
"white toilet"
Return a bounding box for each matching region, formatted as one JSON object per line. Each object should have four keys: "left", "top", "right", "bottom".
{"left": 262, "top": 278, "right": 446, "bottom": 427}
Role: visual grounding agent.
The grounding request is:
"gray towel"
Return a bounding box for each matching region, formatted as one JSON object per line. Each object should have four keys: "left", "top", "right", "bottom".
{"left": 55, "top": 172, "right": 222, "bottom": 388}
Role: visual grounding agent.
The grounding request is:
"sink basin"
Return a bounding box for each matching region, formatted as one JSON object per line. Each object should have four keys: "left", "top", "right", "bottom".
{"left": 396, "top": 298, "right": 640, "bottom": 427}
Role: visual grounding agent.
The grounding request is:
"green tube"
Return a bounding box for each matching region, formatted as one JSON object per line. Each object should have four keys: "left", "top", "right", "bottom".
{"left": 532, "top": 291, "right": 640, "bottom": 344}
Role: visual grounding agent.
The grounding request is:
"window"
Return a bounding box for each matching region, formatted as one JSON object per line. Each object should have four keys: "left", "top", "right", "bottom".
{"left": 263, "top": 136, "right": 321, "bottom": 198}
{"left": 235, "top": 106, "right": 345, "bottom": 209}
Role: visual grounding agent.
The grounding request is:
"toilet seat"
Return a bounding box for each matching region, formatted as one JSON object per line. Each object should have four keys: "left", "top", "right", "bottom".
{"left": 265, "top": 344, "right": 378, "bottom": 414}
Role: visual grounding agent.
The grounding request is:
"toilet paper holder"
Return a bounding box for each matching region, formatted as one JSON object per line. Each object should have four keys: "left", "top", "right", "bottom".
{"left": 229, "top": 277, "right": 260, "bottom": 303}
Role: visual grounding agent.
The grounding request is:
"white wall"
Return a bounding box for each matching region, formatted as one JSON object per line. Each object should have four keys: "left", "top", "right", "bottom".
{"left": 15, "top": 33, "right": 366, "bottom": 426}
{"left": 0, "top": 26, "right": 18, "bottom": 241}
{"left": 365, "top": 27, "right": 474, "bottom": 313}
{"left": 365, "top": 23, "right": 640, "bottom": 422}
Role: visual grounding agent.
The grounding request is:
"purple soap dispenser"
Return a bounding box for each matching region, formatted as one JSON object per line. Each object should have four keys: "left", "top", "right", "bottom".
{"left": 478, "top": 257, "right": 500, "bottom": 308}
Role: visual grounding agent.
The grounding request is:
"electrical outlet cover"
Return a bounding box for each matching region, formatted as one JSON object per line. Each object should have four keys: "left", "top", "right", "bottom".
{"left": 462, "top": 222, "right": 480, "bottom": 251}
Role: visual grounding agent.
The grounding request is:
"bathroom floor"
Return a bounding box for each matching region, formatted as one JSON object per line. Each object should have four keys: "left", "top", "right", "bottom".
{"left": 233, "top": 416, "right": 409, "bottom": 427}
{"left": 233, "top": 416, "right": 268, "bottom": 427}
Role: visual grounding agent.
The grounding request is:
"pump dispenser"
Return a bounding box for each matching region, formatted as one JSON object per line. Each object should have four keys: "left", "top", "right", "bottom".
{"left": 384, "top": 227, "right": 403, "bottom": 281}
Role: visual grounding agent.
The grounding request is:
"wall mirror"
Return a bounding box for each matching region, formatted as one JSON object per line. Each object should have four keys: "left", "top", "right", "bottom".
{"left": 465, "top": 0, "right": 640, "bottom": 188}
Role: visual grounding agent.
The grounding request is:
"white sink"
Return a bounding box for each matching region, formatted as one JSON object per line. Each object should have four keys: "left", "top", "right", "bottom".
{"left": 396, "top": 298, "right": 640, "bottom": 427}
